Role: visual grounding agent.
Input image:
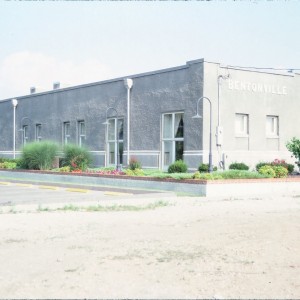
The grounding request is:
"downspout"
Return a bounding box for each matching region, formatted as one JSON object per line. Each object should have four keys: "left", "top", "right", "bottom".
{"left": 124, "top": 78, "right": 133, "bottom": 165}
{"left": 217, "top": 74, "right": 230, "bottom": 169}
{"left": 11, "top": 99, "right": 18, "bottom": 159}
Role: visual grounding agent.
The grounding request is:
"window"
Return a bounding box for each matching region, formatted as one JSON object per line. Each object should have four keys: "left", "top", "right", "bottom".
{"left": 78, "top": 121, "right": 86, "bottom": 147}
{"left": 107, "top": 118, "right": 124, "bottom": 166}
{"left": 36, "top": 124, "right": 42, "bottom": 142}
{"left": 64, "top": 122, "right": 70, "bottom": 145}
{"left": 23, "top": 125, "right": 29, "bottom": 145}
{"left": 235, "top": 114, "right": 249, "bottom": 136}
{"left": 162, "top": 112, "right": 184, "bottom": 168}
{"left": 266, "top": 115, "right": 279, "bottom": 137}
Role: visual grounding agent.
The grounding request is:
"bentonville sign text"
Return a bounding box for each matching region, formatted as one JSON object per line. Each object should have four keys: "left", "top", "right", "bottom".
{"left": 228, "top": 79, "right": 288, "bottom": 95}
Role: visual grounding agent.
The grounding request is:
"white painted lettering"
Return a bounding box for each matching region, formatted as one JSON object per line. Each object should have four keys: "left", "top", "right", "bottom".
{"left": 240, "top": 81, "right": 246, "bottom": 90}
{"left": 251, "top": 83, "right": 257, "bottom": 92}
{"left": 257, "top": 84, "right": 263, "bottom": 92}
{"left": 282, "top": 86, "right": 287, "bottom": 95}
{"left": 234, "top": 80, "right": 240, "bottom": 90}
{"left": 277, "top": 86, "right": 282, "bottom": 95}
{"left": 227, "top": 79, "right": 287, "bottom": 95}
{"left": 247, "top": 82, "right": 251, "bottom": 91}
{"left": 264, "top": 84, "right": 271, "bottom": 93}
{"left": 271, "top": 85, "right": 276, "bottom": 94}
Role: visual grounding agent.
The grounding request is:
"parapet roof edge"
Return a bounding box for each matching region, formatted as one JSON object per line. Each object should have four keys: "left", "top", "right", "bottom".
{"left": 203, "top": 60, "right": 295, "bottom": 77}
{"left": 0, "top": 59, "right": 203, "bottom": 103}
{"left": 225, "top": 66, "right": 294, "bottom": 77}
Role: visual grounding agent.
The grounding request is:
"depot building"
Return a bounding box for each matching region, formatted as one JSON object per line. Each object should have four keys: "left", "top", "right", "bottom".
{"left": 0, "top": 58, "right": 299, "bottom": 170}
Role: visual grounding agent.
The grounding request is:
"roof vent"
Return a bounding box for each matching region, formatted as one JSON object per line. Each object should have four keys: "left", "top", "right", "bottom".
{"left": 30, "top": 87, "right": 36, "bottom": 94}
{"left": 53, "top": 82, "right": 60, "bottom": 90}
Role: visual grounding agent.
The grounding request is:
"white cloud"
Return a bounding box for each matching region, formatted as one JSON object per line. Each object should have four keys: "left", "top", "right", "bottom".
{"left": 0, "top": 51, "right": 113, "bottom": 100}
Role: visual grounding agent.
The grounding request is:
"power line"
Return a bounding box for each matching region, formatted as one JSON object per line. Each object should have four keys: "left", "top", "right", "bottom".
{"left": 227, "top": 65, "right": 300, "bottom": 72}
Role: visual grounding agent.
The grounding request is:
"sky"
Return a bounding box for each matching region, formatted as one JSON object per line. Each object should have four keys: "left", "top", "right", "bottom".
{"left": 0, "top": 1, "right": 299, "bottom": 100}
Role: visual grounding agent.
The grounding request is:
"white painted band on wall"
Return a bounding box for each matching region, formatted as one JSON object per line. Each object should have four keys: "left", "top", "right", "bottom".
{"left": 89, "top": 151, "right": 106, "bottom": 154}
{"left": 0, "top": 151, "right": 22, "bottom": 155}
{"left": 123, "top": 151, "right": 160, "bottom": 156}
{"left": 183, "top": 150, "right": 205, "bottom": 156}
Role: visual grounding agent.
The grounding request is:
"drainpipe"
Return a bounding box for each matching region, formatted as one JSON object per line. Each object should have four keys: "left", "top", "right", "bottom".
{"left": 217, "top": 74, "right": 230, "bottom": 169}
{"left": 217, "top": 74, "right": 230, "bottom": 145}
{"left": 124, "top": 78, "right": 133, "bottom": 165}
{"left": 11, "top": 99, "right": 18, "bottom": 159}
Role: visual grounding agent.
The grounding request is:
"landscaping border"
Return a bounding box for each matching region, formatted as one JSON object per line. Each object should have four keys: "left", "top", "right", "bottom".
{"left": 0, "top": 169, "right": 300, "bottom": 197}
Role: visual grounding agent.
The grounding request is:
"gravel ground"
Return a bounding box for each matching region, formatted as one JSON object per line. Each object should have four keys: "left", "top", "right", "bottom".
{"left": 0, "top": 193, "right": 299, "bottom": 299}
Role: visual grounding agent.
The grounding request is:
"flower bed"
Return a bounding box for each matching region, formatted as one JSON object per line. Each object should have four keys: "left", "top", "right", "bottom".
{"left": 0, "top": 169, "right": 300, "bottom": 197}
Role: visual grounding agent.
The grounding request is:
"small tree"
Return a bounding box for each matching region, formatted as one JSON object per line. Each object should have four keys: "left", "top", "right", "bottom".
{"left": 286, "top": 137, "right": 300, "bottom": 168}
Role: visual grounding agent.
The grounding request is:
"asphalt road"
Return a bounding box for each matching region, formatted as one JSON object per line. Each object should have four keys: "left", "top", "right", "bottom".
{"left": 0, "top": 181, "right": 172, "bottom": 207}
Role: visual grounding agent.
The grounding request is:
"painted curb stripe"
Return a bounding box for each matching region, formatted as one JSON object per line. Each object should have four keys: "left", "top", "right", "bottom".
{"left": 66, "top": 188, "right": 88, "bottom": 193}
{"left": 39, "top": 185, "right": 59, "bottom": 190}
{"left": 15, "top": 183, "right": 32, "bottom": 187}
{"left": 104, "top": 191, "right": 133, "bottom": 196}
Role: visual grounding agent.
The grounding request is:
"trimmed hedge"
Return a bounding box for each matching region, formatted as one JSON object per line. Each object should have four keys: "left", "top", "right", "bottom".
{"left": 229, "top": 162, "right": 249, "bottom": 171}
{"left": 168, "top": 160, "right": 188, "bottom": 173}
{"left": 198, "top": 163, "right": 217, "bottom": 173}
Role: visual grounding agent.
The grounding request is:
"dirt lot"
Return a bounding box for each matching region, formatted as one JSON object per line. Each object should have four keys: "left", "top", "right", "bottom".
{"left": 0, "top": 194, "right": 299, "bottom": 299}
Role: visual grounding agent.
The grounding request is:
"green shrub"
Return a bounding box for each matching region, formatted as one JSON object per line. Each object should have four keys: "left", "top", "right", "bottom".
{"left": 193, "top": 170, "right": 273, "bottom": 180}
{"left": 0, "top": 161, "right": 17, "bottom": 169}
{"left": 258, "top": 165, "right": 276, "bottom": 178}
{"left": 128, "top": 157, "right": 142, "bottom": 170}
{"left": 198, "top": 163, "right": 217, "bottom": 173}
{"left": 0, "top": 157, "right": 21, "bottom": 164}
{"left": 271, "top": 159, "right": 294, "bottom": 174}
{"left": 229, "top": 162, "right": 249, "bottom": 171}
{"left": 256, "top": 159, "right": 294, "bottom": 174}
{"left": 168, "top": 160, "right": 188, "bottom": 173}
{"left": 215, "top": 170, "right": 267, "bottom": 179}
{"left": 192, "top": 171, "right": 201, "bottom": 179}
{"left": 125, "top": 168, "right": 144, "bottom": 176}
{"left": 58, "top": 166, "right": 71, "bottom": 172}
{"left": 192, "top": 171, "right": 222, "bottom": 180}
{"left": 256, "top": 162, "right": 271, "bottom": 171}
{"left": 167, "top": 173, "right": 193, "bottom": 180}
{"left": 272, "top": 166, "right": 288, "bottom": 178}
{"left": 21, "top": 141, "right": 59, "bottom": 170}
{"left": 62, "top": 144, "right": 92, "bottom": 171}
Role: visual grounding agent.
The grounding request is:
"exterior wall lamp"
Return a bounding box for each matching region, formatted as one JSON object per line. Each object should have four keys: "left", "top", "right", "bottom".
{"left": 192, "top": 96, "right": 213, "bottom": 173}
{"left": 124, "top": 78, "right": 133, "bottom": 166}
{"left": 103, "top": 107, "right": 121, "bottom": 171}
{"left": 19, "top": 117, "right": 34, "bottom": 145}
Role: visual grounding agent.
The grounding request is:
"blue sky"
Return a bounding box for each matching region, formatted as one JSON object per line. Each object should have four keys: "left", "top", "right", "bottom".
{"left": 0, "top": 1, "right": 299, "bottom": 100}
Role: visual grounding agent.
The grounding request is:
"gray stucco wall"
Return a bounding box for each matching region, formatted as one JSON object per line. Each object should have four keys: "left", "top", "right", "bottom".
{"left": 0, "top": 59, "right": 205, "bottom": 169}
